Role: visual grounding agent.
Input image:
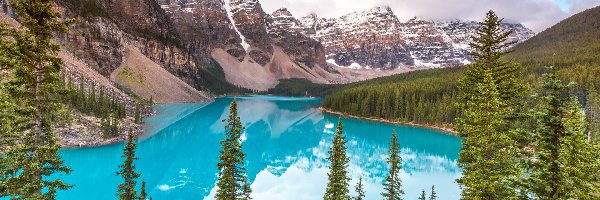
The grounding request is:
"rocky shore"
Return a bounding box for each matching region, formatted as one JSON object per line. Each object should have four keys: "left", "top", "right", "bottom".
{"left": 319, "top": 107, "right": 457, "bottom": 135}
{"left": 55, "top": 111, "right": 148, "bottom": 148}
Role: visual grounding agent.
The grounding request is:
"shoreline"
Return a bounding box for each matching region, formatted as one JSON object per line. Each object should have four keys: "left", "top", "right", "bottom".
{"left": 319, "top": 107, "right": 457, "bottom": 135}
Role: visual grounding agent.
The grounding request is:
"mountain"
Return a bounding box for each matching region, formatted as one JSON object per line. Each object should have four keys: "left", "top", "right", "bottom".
{"left": 308, "top": 6, "right": 600, "bottom": 137}
{"left": 2, "top": 0, "right": 537, "bottom": 96}
{"left": 507, "top": 5, "right": 600, "bottom": 68}
{"left": 300, "top": 7, "right": 414, "bottom": 70}
{"left": 299, "top": 7, "right": 534, "bottom": 69}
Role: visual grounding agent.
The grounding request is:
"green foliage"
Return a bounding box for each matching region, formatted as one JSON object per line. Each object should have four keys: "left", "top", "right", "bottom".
{"left": 195, "top": 61, "right": 251, "bottom": 95}
{"left": 323, "top": 68, "right": 463, "bottom": 127}
{"left": 456, "top": 11, "right": 524, "bottom": 199}
{"left": 456, "top": 72, "right": 519, "bottom": 199}
{"left": 354, "top": 177, "right": 365, "bottom": 200}
{"left": 507, "top": 6, "right": 600, "bottom": 69}
{"left": 101, "top": 113, "right": 120, "bottom": 138}
{"left": 381, "top": 130, "right": 404, "bottom": 200}
{"left": 215, "top": 98, "right": 251, "bottom": 200}
{"left": 266, "top": 78, "right": 340, "bottom": 97}
{"left": 324, "top": 119, "right": 351, "bottom": 200}
{"left": 62, "top": 0, "right": 110, "bottom": 19}
{"left": 139, "top": 180, "right": 148, "bottom": 200}
{"left": 429, "top": 185, "right": 437, "bottom": 200}
{"left": 64, "top": 77, "right": 127, "bottom": 119}
{"left": 0, "top": 0, "right": 73, "bottom": 198}
{"left": 526, "top": 67, "right": 600, "bottom": 199}
{"left": 134, "top": 105, "right": 142, "bottom": 124}
{"left": 116, "top": 131, "right": 146, "bottom": 200}
{"left": 419, "top": 190, "right": 426, "bottom": 200}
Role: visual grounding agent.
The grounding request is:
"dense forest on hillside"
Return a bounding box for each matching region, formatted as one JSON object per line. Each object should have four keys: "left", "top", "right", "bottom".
{"left": 322, "top": 68, "right": 463, "bottom": 127}
{"left": 304, "top": 6, "right": 600, "bottom": 141}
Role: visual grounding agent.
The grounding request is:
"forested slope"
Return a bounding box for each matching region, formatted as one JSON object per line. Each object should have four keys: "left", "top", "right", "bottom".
{"left": 319, "top": 6, "right": 600, "bottom": 135}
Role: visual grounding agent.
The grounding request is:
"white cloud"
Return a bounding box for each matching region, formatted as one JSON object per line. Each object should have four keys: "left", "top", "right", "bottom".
{"left": 256, "top": 0, "right": 600, "bottom": 32}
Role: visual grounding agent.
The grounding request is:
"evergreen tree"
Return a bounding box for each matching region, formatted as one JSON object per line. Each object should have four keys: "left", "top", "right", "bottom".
{"left": 116, "top": 131, "right": 141, "bottom": 200}
{"left": 456, "top": 72, "right": 519, "bottom": 199}
{"left": 135, "top": 104, "right": 142, "bottom": 124}
{"left": 215, "top": 97, "right": 251, "bottom": 200}
{"left": 0, "top": 0, "right": 73, "bottom": 198}
{"left": 381, "top": 130, "right": 404, "bottom": 200}
{"left": 461, "top": 10, "right": 525, "bottom": 110}
{"left": 324, "top": 118, "right": 351, "bottom": 200}
{"left": 429, "top": 185, "right": 437, "bottom": 200}
{"left": 456, "top": 10, "right": 524, "bottom": 199}
{"left": 419, "top": 190, "right": 426, "bottom": 200}
{"left": 139, "top": 180, "right": 148, "bottom": 200}
{"left": 527, "top": 67, "right": 600, "bottom": 199}
{"left": 354, "top": 177, "right": 365, "bottom": 200}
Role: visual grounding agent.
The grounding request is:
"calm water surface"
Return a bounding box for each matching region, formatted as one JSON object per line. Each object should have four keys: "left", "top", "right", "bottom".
{"left": 57, "top": 96, "right": 462, "bottom": 199}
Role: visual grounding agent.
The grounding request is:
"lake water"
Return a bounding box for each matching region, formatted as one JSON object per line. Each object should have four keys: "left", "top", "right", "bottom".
{"left": 56, "top": 96, "right": 462, "bottom": 200}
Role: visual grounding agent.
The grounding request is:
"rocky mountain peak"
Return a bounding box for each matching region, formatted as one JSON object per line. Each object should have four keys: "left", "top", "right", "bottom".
{"left": 301, "top": 6, "right": 413, "bottom": 69}
{"left": 229, "top": 0, "right": 273, "bottom": 65}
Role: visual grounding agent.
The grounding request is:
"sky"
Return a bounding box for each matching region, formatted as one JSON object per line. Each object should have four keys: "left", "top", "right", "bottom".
{"left": 256, "top": 0, "right": 600, "bottom": 32}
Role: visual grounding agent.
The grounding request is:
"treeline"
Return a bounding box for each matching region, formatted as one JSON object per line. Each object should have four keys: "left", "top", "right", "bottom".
{"left": 63, "top": 76, "right": 127, "bottom": 119}
{"left": 321, "top": 7, "right": 600, "bottom": 140}
{"left": 323, "top": 68, "right": 463, "bottom": 127}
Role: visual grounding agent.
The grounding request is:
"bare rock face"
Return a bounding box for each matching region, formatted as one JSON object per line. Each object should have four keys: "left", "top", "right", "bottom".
{"left": 402, "top": 17, "right": 470, "bottom": 68}
{"left": 301, "top": 7, "right": 414, "bottom": 69}
{"left": 268, "top": 8, "right": 327, "bottom": 69}
{"left": 157, "top": 0, "right": 246, "bottom": 63}
{"left": 229, "top": 0, "right": 273, "bottom": 66}
{"left": 57, "top": 0, "right": 197, "bottom": 85}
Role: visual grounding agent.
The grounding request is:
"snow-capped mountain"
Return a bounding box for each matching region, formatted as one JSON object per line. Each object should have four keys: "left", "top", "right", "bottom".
{"left": 298, "top": 7, "right": 535, "bottom": 69}
{"left": 300, "top": 6, "right": 414, "bottom": 70}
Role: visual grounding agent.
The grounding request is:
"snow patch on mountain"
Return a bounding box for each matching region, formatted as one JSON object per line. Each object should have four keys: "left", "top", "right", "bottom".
{"left": 224, "top": 0, "right": 250, "bottom": 50}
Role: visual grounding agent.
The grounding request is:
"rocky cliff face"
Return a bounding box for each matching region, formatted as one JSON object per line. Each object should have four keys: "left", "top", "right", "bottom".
{"left": 229, "top": 0, "right": 273, "bottom": 65}
{"left": 157, "top": 0, "right": 246, "bottom": 63}
{"left": 298, "top": 7, "right": 535, "bottom": 69}
{"left": 435, "top": 19, "right": 536, "bottom": 53}
{"left": 301, "top": 6, "right": 414, "bottom": 69}
{"left": 59, "top": 0, "right": 197, "bottom": 84}
{"left": 401, "top": 17, "right": 470, "bottom": 68}
{"left": 268, "top": 8, "right": 327, "bottom": 69}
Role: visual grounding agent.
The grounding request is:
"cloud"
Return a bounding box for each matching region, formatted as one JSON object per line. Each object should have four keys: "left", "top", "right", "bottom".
{"left": 256, "top": 0, "right": 600, "bottom": 32}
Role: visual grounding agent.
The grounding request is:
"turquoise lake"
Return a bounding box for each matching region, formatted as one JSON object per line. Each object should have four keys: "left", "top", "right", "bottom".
{"left": 56, "top": 96, "right": 462, "bottom": 200}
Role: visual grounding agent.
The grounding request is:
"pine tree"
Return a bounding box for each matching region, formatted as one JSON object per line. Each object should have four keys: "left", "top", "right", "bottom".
{"left": 0, "top": 0, "right": 73, "bottom": 198}
{"left": 135, "top": 104, "right": 142, "bottom": 124}
{"left": 456, "top": 10, "right": 523, "bottom": 199}
{"left": 324, "top": 118, "right": 351, "bottom": 200}
{"left": 527, "top": 67, "right": 600, "bottom": 199}
{"left": 117, "top": 131, "right": 141, "bottom": 200}
{"left": 354, "top": 177, "right": 365, "bottom": 200}
{"left": 461, "top": 10, "right": 525, "bottom": 109}
{"left": 215, "top": 97, "right": 251, "bottom": 200}
{"left": 419, "top": 190, "right": 426, "bottom": 200}
{"left": 381, "top": 130, "right": 404, "bottom": 200}
{"left": 139, "top": 180, "right": 148, "bottom": 200}
{"left": 429, "top": 185, "right": 437, "bottom": 200}
{"left": 457, "top": 72, "right": 519, "bottom": 199}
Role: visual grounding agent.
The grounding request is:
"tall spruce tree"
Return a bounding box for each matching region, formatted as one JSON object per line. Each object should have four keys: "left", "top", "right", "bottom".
{"left": 456, "top": 72, "right": 519, "bottom": 199}
{"left": 324, "top": 118, "right": 351, "bottom": 200}
{"left": 139, "top": 180, "right": 148, "bottom": 200}
{"left": 117, "top": 131, "right": 143, "bottom": 200}
{"left": 354, "top": 177, "right": 365, "bottom": 200}
{"left": 419, "top": 190, "right": 426, "bottom": 200}
{"left": 0, "top": 0, "right": 72, "bottom": 198}
{"left": 381, "top": 130, "right": 403, "bottom": 200}
{"left": 456, "top": 10, "right": 524, "bottom": 199}
{"left": 215, "top": 97, "right": 251, "bottom": 200}
{"left": 461, "top": 10, "right": 525, "bottom": 110}
{"left": 429, "top": 185, "right": 437, "bottom": 200}
{"left": 527, "top": 67, "right": 600, "bottom": 199}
